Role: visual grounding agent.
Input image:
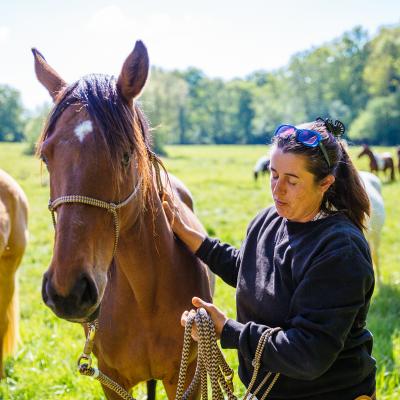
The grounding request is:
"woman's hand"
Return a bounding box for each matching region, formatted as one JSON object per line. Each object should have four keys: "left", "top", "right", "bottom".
{"left": 162, "top": 192, "right": 206, "bottom": 253}
{"left": 162, "top": 192, "right": 187, "bottom": 237}
{"left": 181, "top": 297, "right": 228, "bottom": 341}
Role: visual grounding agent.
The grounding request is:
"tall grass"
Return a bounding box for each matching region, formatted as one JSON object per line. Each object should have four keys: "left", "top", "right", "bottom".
{"left": 0, "top": 143, "right": 399, "bottom": 399}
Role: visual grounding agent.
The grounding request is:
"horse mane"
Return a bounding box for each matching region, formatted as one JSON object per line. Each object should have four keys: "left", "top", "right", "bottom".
{"left": 36, "top": 74, "right": 154, "bottom": 212}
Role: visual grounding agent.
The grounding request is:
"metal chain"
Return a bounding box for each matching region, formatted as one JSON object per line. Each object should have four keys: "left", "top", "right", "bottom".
{"left": 175, "top": 308, "right": 280, "bottom": 400}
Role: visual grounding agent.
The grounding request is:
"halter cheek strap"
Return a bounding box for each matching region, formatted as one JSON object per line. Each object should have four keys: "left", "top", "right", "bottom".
{"left": 48, "top": 182, "right": 141, "bottom": 257}
{"left": 47, "top": 153, "right": 165, "bottom": 258}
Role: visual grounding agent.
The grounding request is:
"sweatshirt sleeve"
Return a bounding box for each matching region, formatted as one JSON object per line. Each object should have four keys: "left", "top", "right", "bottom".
{"left": 194, "top": 208, "right": 269, "bottom": 288}
{"left": 195, "top": 237, "right": 241, "bottom": 287}
{"left": 220, "top": 242, "right": 374, "bottom": 380}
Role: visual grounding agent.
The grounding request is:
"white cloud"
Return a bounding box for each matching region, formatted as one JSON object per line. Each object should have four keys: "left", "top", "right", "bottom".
{"left": 86, "top": 5, "right": 134, "bottom": 35}
{"left": 0, "top": 26, "right": 10, "bottom": 44}
{"left": 84, "top": 6, "right": 243, "bottom": 77}
{"left": 85, "top": 6, "right": 176, "bottom": 40}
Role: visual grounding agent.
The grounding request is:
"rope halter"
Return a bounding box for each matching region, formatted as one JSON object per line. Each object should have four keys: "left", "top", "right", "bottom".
{"left": 48, "top": 181, "right": 141, "bottom": 257}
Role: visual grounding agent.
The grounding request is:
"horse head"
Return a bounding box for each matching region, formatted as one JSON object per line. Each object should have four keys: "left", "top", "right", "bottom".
{"left": 33, "top": 41, "right": 152, "bottom": 322}
{"left": 357, "top": 144, "right": 371, "bottom": 159}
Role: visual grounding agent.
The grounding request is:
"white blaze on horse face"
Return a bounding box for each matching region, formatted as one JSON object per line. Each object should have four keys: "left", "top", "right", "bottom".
{"left": 74, "top": 120, "right": 93, "bottom": 142}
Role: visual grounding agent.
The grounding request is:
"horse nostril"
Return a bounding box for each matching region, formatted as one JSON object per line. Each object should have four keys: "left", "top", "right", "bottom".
{"left": 74, "top": 275, "right": 98, "bottom": 309}
{"left": 41, "top": 271, "right": 99, "bottom": 318}
{"left": 42, "top": 274, "right": 49, "bottom": 304}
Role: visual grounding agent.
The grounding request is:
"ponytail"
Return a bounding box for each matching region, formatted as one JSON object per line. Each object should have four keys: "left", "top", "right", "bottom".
{"left": 322, "top": 142, "right": 370, "bottom": 231}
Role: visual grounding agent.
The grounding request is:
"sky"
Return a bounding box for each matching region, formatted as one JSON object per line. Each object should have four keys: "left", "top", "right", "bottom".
{"left": 1, "top": 0, "right": 399, "bottom": 111}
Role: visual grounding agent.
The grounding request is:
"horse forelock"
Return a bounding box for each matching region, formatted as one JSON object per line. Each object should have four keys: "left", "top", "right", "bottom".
{"left": 38, "top": 74, "right": 153, "bottom": 212}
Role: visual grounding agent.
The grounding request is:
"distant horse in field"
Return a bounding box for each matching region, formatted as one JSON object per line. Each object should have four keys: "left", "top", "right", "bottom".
{"left": 358, "top": 144, "right": 395, "bottom": 181}
{"left": 359, "top": 171, "right": 385, "bottom": 285}
{"left": 253, "top": 156, "right": 270, "bottom": 181}
{"left": 33, "top": 41, "right": 213, "bottom": 399}
{"left": 0, "top": 170, "right": 28, "bottom": 378}
{"left": 397, "top": 146, "right": 400, "bottom": 175}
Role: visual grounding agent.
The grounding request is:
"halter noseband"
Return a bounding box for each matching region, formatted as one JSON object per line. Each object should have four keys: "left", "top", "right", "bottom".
{"left": 47, "top": 150, "right": 165, "bottom": 258}
{"left": 48, "top": 182, "right": 141, "bottom": 257}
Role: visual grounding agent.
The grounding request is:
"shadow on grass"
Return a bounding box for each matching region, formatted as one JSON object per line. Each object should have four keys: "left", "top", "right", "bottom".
{"left": 368, "top": 283, "right": 400, "bottom": 370}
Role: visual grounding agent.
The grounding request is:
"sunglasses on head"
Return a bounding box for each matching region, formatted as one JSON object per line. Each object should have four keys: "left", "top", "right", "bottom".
{"left": 273, "top": 124, "right": 331, "bottom": 168}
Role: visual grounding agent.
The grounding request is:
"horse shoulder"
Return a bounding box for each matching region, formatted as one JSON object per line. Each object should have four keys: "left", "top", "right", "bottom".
{"left": 162, "top": 171, "right": 194, "bottom": 211}
{"left": 359, "top": 171, "right": 385, "bottom": 233}
{"left": 0, "top": 170, "right": 28, "bottom": 256}
{"left": 165, "top": 173, "right": 205, "bottom": 234}
{"left": 0, "top": 200, "right": 11, "bottom": 254}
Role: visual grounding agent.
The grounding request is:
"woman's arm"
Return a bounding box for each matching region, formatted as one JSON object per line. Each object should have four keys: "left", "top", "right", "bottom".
{"left": 163, "top": 193, "right": 241, "bottom": 287}
{"left": 221, "top": 244, "right": 374, "bottom": 380}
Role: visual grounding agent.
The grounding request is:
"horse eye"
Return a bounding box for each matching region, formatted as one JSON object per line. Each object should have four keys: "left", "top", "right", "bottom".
{"left": 41, "top": 154, "right": 49, "bottom": 166}
{"left": 122, "top": 152, "right": 131, "bottom": 166}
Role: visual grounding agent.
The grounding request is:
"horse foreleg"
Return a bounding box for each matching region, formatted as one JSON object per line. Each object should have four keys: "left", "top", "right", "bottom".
{"left": 97, "top": 361, "right": 137, "bottom": 400}
{"left": 163, "top": 360, "right": 200, "bottom": 400}
{"left": 100, "top": 377, "right": 134, "bottom": 400}
{"left": 0, "top": 256, "right": 20, "bottom": 379}
{"left": 371, "top": 243, "right": 381, "bottom": 288}
{"left": 147, "top": 379, "right": 157, "bottom": 400}
{"left": 368, "top": 236, "right": 381, "bottom": 288}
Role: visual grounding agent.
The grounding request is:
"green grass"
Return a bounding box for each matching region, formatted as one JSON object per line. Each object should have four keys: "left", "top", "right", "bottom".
{"left": 0, "top": 143, "right": 399, "bottom": 399}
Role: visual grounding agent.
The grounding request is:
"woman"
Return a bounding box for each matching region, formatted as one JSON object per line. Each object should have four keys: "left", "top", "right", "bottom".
{"left": 163, "top": 118, "right": 376, "bottom": 400}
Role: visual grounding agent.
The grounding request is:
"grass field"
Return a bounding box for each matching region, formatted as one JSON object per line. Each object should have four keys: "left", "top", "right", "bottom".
{"left": 0, "top": 143, "right": 399, "bottom": 399}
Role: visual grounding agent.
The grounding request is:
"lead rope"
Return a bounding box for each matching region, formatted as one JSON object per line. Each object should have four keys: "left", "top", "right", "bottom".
{"left": 175, "top": 308, "right": 281, "bottom": 400}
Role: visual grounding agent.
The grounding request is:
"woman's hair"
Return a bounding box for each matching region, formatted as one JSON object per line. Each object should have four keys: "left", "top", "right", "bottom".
{"left": 271, "top": 118, "right": 370, "bottom": 231}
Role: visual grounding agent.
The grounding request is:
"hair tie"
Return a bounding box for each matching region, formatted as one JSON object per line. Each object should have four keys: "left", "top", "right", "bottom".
{"left": 316, "top": 117, "right": 345, "bottom": 138}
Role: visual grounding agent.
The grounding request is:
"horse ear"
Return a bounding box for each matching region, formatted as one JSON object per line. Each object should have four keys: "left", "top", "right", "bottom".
{"left": 31, "top": 48, "right": 67, "bottom": 102}
{"left": 117, "top": 41, "right": 149, "bottom": 103}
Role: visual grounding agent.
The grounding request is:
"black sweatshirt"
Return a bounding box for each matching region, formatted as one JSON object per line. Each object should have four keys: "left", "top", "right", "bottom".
{"left": 195, "top": 206, "right": 375, "bottom": 400}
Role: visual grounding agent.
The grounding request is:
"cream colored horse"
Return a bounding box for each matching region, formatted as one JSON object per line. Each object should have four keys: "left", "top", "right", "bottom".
{"left": 0, "top": 169, "right": 28, "bottom": 378}
{"left": 359, "top": 171, "right": 385, "bottom": 286}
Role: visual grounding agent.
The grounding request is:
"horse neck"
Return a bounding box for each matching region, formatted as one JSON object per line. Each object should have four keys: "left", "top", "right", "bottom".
{"left": 114, "top": 186, "right": 176, "bottom": 308}
{"left": 365, "top": 149, "right": 378, "bottom": 168}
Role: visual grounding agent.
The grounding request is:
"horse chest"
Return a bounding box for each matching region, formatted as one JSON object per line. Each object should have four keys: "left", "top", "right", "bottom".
{"left": 374, "top": 154, "right": 386, "bottom": 171}
{"left": 94, "top": 302, "right": 184, "bottom": 377}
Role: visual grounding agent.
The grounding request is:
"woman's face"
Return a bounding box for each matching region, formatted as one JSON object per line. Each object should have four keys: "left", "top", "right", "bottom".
{"left": 269, "top": 147, "right": 333, "bottom": 222}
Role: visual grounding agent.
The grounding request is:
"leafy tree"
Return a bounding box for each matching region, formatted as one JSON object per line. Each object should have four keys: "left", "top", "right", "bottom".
{"left": 363, "top": 25, "right": 400, "bottom": 96}
{"left": 0, "top": 84, "right": 25, "bottom": 142}
{"left": 349, "top": 93, "right": 400, "bottom": 145}
{"left": 24, "top": 104, "right": 51, "bottom": 155}
{"left": 141, "top": 67, "right": 189, "bottom": 152}
{"left": 11, "top": 22, "right": 399, "bottom": 147}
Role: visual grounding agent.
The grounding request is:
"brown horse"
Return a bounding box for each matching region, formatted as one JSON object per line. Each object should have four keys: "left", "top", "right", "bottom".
{"left": 358, "top": 144, "right": 395, "bottom": 181}
{"left": 32, "top": 41, "right": 212, "bottom": 399}
{"left": 397, "top": 146, "right": 400, "bottom": 175}
{"left": 0, "top": 169, "right": 28, "bottom": 378}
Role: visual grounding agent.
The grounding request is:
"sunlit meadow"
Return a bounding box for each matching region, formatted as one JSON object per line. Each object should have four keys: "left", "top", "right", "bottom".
{"left": 0, "top": 143, "right": 399, "bottom": 399}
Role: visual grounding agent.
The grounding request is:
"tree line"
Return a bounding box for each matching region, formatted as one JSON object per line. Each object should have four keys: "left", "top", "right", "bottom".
{"left": 1, "top": 23, "right": 399, "bottom": 151}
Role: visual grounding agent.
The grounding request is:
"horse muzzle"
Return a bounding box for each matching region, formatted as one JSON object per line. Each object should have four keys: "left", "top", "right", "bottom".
{"left": 42, "top": 271, "right": 100, "bottom": 322}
